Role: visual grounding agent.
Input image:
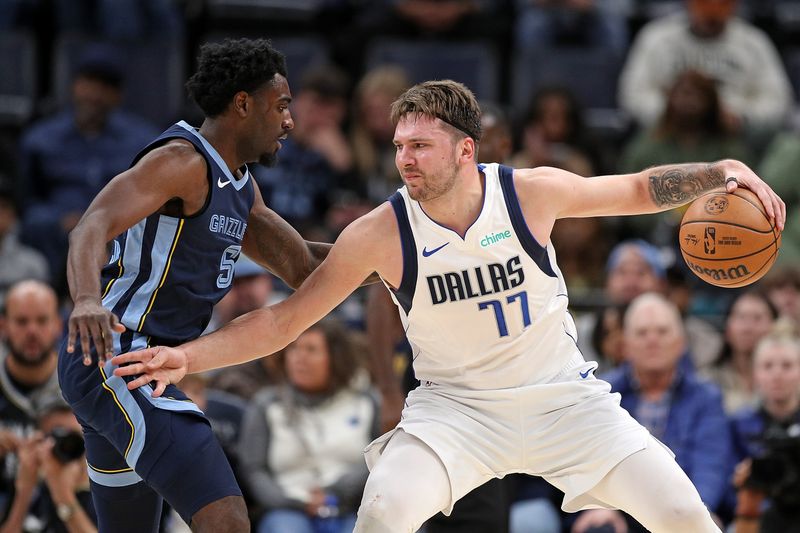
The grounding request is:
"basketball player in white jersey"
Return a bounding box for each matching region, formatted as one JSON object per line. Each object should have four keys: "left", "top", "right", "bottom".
{"left": 112, "top": 80, "right": 785, "bottom": 532}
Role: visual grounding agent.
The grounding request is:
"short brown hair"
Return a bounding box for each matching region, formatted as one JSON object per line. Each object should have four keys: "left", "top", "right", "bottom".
{"left": 276, "top": 318, "right": 362, "bottom": 393}
{"left": 390, "top": 80, "right": 482, "bottom": 142}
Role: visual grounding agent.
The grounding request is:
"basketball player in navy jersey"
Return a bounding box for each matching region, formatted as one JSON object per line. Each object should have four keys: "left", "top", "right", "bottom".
{"left": 59, "top": 39, "right": 333, "bottom": 532}
{"left": 113, "top": 80, "right": 786, "bottom": 533}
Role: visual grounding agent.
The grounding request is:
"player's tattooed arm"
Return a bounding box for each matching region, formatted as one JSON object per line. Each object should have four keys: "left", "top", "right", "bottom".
{"left": 647, "top": 163, "right": 726, "bottom": 208}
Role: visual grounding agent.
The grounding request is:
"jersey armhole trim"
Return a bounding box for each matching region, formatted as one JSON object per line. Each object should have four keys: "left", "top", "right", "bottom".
{"left": 389, "top": 192, "right": 417, "bottom": 315}
{"left": 497, "top": 164, "right": 557, "bottom": 278}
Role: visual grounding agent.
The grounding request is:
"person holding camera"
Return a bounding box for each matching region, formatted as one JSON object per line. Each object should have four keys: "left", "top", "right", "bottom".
{"left": 0, "top": 397, "right": 96, "bottom": 533}
{"left": 730, "top": 328, "right": 800, "bottom": 533}
{"left": 0, "top": 281, "right": 63, "bottom": 521}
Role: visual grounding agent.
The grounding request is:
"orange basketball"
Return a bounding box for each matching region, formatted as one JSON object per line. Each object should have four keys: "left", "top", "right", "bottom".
{"left": 679, "top": 189, "right": 781, "bottom": 288}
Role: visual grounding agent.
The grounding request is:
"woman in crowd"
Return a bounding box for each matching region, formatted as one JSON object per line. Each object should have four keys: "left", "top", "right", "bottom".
{"left": 238, "top": 318, "right": 380, "bottom": 533}
{"left": 702, "top": 291, "right": 778, "bottom": 413}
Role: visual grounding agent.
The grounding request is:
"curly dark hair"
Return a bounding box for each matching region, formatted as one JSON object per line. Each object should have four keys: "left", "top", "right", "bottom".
{"left": 186, "top": 38, "right": 287, "bottom": 118}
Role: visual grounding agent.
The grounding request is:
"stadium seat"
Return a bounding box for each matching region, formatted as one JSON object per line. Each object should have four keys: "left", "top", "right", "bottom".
{"left": 53, "top": 35, "right": 184, "bottom": 128}
{"left": 0, "top": 31, "right": 36, "bottom": 126}
{"left": 364, "top": 38, "right": 500, "bottom": 102}
{"left": 206, "top": 0, "right": 323, "bottom": 22}
{"left": 202, "top": 32, "right": 329, "bottom": 93}
{"left": 511, "top": 47, "right": 624, "bottom": 115}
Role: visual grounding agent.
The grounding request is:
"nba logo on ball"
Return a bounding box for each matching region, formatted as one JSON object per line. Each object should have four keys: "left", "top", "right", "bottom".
{"left": 679, "top": 189, "right": 781, "bottom": 288}
{"left": 704, "top": 227, "right": 716, "bottom": 255}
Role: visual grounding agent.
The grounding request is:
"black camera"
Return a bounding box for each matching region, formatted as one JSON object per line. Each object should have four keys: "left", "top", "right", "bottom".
{"left": 746, "top": 424, "right": 800, "bottom": 509}
{"left": 49, "top": 427, "right": 85, "bottom": 464}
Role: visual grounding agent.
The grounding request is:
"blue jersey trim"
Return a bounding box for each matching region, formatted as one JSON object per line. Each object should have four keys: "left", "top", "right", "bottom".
{"left": 111, "top": 217, "right": 160, "bottom": 320}
{"left": 177, "top": 121, "right": 250, "bottom": 191}
{"left": 497, "top": 165, "right": 557, "bottom": 278}
{"left": 103, "top": 223, "right": 144, "bottom": 312}
{"left": 389, "top": 193, "right": 417, "bottom": 315}
{"left": 87, "top": 467, "right": 143, "bottom": 487}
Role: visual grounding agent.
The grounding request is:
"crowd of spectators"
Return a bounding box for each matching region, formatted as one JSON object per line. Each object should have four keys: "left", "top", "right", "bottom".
{"left": 0, "top": 0, "right": 799, "bottom": 531}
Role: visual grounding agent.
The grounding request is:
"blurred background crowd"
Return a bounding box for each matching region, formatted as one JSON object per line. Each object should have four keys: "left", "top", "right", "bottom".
{"left": 0, "top": 0, "right": 799, "bottom": 531}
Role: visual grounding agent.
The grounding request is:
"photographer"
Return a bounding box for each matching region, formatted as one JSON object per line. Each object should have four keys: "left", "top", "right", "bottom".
{"left": 0, "top": 397, "right": 96, "bottom": 533}
{"left": 0, "top": 281, "right": 63, "bottom": 519}
{"left": 730, "top": 328, "right": 800, "bottom": 533}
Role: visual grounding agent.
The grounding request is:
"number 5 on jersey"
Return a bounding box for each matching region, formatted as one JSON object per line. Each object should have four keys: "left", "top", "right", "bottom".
{"left": 217, "top": 245, "right": 242, "bottom": 288}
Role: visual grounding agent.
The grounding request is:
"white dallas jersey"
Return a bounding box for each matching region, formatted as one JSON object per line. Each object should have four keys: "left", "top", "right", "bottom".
{"left": 385, "top": 163, "right": 583, "bottom": 389}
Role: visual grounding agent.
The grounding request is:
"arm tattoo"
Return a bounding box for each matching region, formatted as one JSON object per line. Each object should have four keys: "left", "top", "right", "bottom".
{"left": 648, "top": 163, "right": 725, "bottom": 208}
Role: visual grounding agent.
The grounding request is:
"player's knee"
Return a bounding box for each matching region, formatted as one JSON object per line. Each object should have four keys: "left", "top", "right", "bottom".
{"left": 655, "top": 498, "right": 712, "bottom": 532}
{"left": 190, "top": 495, "right": 249, "bottom": 533}
{"left": 356, "top": 485, "right": 415, "bottom": 533}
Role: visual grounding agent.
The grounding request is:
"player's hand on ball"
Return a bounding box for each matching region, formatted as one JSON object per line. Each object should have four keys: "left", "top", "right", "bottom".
{"left": 721, "top": 159, "right": 786, "bottom": 231}
{"left": 111, "top": 346, "right": 188, "bottom": 397}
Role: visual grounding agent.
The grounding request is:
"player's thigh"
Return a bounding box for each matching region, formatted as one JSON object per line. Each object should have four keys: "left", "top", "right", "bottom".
{"left": 356, "top": 430, "right": 451, "bottom": 533}
{"left": 584, "top": 436, "right": 719, "bottom": 533}
{"left": 140, "top": 409, "right": 242, "bottom": 526}
{"left": 75, "top": 387, "right": 241, "bottom": 526}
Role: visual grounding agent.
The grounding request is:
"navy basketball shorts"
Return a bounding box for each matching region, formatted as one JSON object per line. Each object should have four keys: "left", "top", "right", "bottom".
{"left": 57, "top": 335, "right": 242, "bottom": 523}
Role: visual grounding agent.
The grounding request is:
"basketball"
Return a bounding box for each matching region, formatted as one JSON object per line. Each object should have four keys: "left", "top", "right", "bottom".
{"left": 678, "top": 188, "right": 781, "bottom": 288}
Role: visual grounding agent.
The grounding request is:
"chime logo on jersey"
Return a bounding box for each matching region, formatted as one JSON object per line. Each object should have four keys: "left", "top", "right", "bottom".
{"left": 427, "top": 255, "right": 525, "bottom": 304}
{"left": 480, "top": 229, "right": 512, "bottom": 248}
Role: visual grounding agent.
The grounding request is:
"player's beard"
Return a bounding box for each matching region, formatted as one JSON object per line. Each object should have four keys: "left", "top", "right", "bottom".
{"left": 407, "top": 166, "right": 458, "bottom": 202}
{"left": 259, "top": 151, "right": 278, "bottom": 168}
{"left": 8, "top": 340, "right": 55, "bottom": 367}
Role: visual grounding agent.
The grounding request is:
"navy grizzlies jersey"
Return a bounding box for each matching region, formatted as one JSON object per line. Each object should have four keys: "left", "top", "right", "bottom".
{"left": 100, "top": 121, "right": 255, "bottom": 345}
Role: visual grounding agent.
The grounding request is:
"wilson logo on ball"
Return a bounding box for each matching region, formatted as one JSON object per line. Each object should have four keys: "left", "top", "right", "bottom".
{"left": 685, "top": 259, "right": 750, "bottom": 281}
{"left": 704, "top": 197, "right": 729, "bottom": 215}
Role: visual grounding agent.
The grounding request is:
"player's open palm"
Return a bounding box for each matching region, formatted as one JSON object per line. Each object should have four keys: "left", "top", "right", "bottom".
{"left": 111, "top": 346, "right": 188, "bottom": 397}
{"left": 68, "top": 299, "right": 125, "bottom": 366}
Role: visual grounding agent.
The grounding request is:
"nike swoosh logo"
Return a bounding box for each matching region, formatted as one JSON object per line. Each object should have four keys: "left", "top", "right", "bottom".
{"left": 579, "top": 369, "right": 592, "bottom": 379}
{"left": 422, "top": 243, "right": 449, "bottom": 257}
{"left": 217, "top": 177, "right": 231, "bottom": 188}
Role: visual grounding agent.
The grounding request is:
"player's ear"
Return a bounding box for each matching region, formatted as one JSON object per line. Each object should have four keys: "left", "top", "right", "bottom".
{"left": 232, "top": 91, "right": 249, "bottom": 118}
{"left": 460, "top": 136, "right": 476, "bottom": 162}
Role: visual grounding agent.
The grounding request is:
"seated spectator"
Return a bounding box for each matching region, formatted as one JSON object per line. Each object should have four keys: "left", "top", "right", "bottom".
{"left": 575, "top": 293, "right": 730, "bottom": 532}
{"left": 729, "top": 330, "right": 800, "bottom": 533}
{"left": 757, "top": 130, "right": 800, "bottom": 265}
{"left": 252, "top": 64, "right": 352, "bottom": 236}
{"left": 701, "top": 290, "right": 778, "bottom": 413}
{"left": 619, "top": 70, "right": 752, "bottom": 244}
{"left": 238, "top": 318, "right": 379, "bottom": 533}
{"left": 578, "top": 239, "right": 723, "bottom": 373}
{"left": 0, "top": 182, "right": 48, "bottom": 305}
{"left": 478, "top": 100, "right": 514, "bottom": 165}
{"left": 513, "top": 0, "right": 629, "bottom": 53}
{"left": 511, "top": 86, "right": 611, "bottom": 292}
{"left": 762, "top": 266, "right": 800, "bottom": 331}
{"left": 349, "top": 65, "right": 411, "bottom": 205}
{"left": 0, "top": 396, "right": 96, "bottom": 533}
{"left": 510, "top": 85, "right": 597, "bottom": 175}
{"left": 18, "top": 47, "right": 157, "bottom": 292}
{"left": 619, "top": 0, "right": 793, "bottom": 134}
{"left": 0, "top": 281, "right": 63, "bottom": 521}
